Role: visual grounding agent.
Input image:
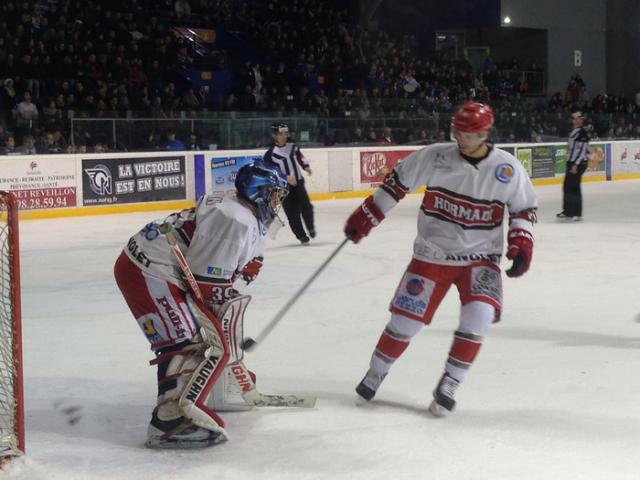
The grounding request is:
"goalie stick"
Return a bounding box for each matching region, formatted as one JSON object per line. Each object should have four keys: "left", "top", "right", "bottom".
{"left": 159, "top": 223, "right": 316, "bottom": 408}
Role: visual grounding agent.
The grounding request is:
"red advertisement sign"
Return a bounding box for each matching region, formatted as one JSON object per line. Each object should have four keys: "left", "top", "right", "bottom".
{"left": 359, "top": 150, "right": 413, "bottom": 185}
{"left": 12, "top": 187, "right": 77, "bottom": 210}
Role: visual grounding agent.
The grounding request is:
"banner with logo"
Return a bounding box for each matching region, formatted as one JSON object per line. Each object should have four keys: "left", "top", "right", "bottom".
{"left": 587, "top": 143, "right": 606, "bottom": 173}
{"left": 359, "top": 150, "right": 413, "bottom": 185}
{"left": 552, "top": 142, "right": 606, "bottom": 176}
{"left": 210, "top": 155, "right": 261, "bottom": 196}
{"left": 611, "top": 142, "right": 640, "bottom": 175}
{"left": 516, "top": 148, "right": 533, "bottom": 177}
{"left": 82, "top": 156, "right": 186, "bottom": 205}
{"left": 0, "top": 157, "right": 77, "bottom": 210}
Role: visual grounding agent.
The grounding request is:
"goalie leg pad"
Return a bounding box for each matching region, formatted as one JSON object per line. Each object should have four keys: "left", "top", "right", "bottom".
{"left": 210, "top": 362, "right": 256, "bottom": 411}
{"left": 212, "top": 294, "right": 252, "bottom": 363}
{"left": 203, "top": 294, "right": 257, "bottom": 412}
{"left": 146, "top": 340, "right": 228, "bottom": 449}
{"left": 179, "top": 352, "right": 229, "bottom": 433}
{"left": 178, "top": 295, "right": 230, "bottom": 434}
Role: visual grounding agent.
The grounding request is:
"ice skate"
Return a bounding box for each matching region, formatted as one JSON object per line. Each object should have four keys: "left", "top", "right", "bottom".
{"left": 428, "top": 373, "right": 460, "bottom": 417}
{"left": 355, "top": 369, "right": 387, "bottom": 402}
{"left": 145, "top": 407, "right": 228, "bottom": 449}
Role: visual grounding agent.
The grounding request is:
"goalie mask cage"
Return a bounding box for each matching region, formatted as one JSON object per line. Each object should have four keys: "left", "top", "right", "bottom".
{"left": 0, "top": 191, "right": 24, "bottom": 465}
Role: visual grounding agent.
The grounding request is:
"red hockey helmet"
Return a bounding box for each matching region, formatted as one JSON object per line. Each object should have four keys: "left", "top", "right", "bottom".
{"left": 452, "top": 101, "right": 494, "bottom": 134}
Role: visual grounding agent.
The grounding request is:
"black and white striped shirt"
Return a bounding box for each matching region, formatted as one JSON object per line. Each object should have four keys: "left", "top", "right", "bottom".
{"left": 263, "top": 142, "right": 309, "bottom": 182}
{"left": 567, "top": 127, "right": 590, "bottom": 166}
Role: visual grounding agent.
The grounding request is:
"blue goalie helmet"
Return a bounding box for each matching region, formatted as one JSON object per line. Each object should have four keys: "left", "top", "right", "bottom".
{"left": 235, "top": 162, "right": 289, "bottom": 225}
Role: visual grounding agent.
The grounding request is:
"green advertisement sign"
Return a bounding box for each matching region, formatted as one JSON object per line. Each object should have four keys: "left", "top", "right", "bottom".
{"left": 517, "top": 148, "right": 532, "bottom": 177}
{"left": 553, "top": 142, "right": 606, "bottom": 174}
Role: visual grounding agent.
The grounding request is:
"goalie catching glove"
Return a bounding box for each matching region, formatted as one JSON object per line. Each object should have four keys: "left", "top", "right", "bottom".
{"left": 505, "top": 228, "right": 533, "bottom": 278}
{"left": 344, "top": 196, "right": 385, "bottom": 243}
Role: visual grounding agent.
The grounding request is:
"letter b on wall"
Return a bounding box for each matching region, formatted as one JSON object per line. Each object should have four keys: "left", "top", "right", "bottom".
{"left": 574, "top": 50, "right": 582, "bottom": 67}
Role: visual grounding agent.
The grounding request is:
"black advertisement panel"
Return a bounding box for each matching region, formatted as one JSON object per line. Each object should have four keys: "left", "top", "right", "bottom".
{"left": 531, "top": 146, "right": 557, "bottom": 179}
{"left": 82, "top": 156, "right": 186, "bottom": 205}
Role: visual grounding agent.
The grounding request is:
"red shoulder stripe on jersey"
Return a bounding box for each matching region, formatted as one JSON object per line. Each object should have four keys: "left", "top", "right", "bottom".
{"left": 509, "top": 208, "right": 538, "bottom": 224}
{"left": 380, "top": 170, "right": 409, "bottom": 202}
{"left": 175, "top": 220, "right": 196, "bottom": 246}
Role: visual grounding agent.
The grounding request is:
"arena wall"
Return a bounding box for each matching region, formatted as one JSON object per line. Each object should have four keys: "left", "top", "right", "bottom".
{"left": 1, "top": 140, "right": 638, "bottom": 220}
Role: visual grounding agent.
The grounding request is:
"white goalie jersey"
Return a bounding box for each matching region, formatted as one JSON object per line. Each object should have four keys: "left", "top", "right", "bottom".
{"left": 124, "top": 195, "right": 268, "bottom": 290}
{"left": 373, "top": 143, "right": 538, "bottom": 266}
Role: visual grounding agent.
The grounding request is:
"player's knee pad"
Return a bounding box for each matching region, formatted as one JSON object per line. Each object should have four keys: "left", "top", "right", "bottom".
{"left": 388, "top": 313, "right": 424, "bottom": 337}
{"left": 459, "top": 301, "right": 495, "bottom": 335}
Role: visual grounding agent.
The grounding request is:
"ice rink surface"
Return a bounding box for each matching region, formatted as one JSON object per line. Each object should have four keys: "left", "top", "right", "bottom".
{"left": 5, "top": 179, "right": 640, "bottom": 480}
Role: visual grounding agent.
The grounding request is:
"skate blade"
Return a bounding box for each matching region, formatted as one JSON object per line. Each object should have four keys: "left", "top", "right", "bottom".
{"left": 428, "top": 400, "right": 451, "bottom": 417}
{"left": 145, "top": 432, "right": 228, "bottom": 449}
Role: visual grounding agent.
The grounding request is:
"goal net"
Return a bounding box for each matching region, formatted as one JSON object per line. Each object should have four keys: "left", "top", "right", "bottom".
{"left": 0, "top": 191, "right": 24, "bottom": 462}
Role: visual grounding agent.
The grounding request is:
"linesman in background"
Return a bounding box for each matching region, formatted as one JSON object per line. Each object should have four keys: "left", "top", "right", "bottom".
{"left": 557, "top": 111, "right": 589, "bottom": 221}
{"left": 263, "top": 123, "right": 316, "bottom": 244}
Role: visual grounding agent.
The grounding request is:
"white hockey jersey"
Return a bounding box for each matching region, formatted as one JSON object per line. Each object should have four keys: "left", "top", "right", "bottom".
{"left": 124, "top": 195, "right": 268, "bottom": 290}
{"left": 373, "top": 143, "right": 538, "bottom": 266}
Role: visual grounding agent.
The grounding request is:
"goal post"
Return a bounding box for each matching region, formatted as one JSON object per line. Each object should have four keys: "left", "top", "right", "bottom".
{"left": 0, "top": 191, "right": 24, "bottom": 464}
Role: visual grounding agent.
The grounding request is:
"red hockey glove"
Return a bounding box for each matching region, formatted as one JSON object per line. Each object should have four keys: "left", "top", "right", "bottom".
{"left": 241, "top": 256, "right": 263, "bottom": 284}
{"left": 505, "top": 229, "right": 533, "bottom": 278}
{"left": 344, "top": 196, "right": 385, "bottom": 244}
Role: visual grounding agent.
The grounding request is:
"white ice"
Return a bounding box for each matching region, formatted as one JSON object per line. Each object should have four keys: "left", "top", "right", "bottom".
{"left": 5, "top": 180, "right": 640, "bottom": 480}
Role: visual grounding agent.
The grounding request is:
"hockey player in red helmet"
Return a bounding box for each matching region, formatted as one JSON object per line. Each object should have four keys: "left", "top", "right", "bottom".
{"left": 344, "top": 100, "right": 538, "bottom": 416}
{"left": 450, "top": 101, "right": 495, "bottom": 156}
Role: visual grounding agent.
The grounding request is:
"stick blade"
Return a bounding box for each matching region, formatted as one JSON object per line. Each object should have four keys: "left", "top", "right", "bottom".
{"left": 244, "top": 390, "right": 317, "bottom": 408}
{"left": 241, "top": 337, "right": 257, "bottom": 351}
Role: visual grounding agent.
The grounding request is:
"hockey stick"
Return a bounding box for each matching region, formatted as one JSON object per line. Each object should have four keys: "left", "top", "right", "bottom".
{"left": 227, "top": 360, "right": 316, "bottom": 408}
{"left": 160, "top": 223, "right": 316, "bottom": 408}
{"left": 241, "top": 237, "right": 350, "bottom": 351}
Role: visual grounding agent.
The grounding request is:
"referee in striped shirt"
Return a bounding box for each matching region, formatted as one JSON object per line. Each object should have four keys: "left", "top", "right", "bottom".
{"left": 557, "top": 111, "right": 590, "bottom": 221}
{"left": 263, "top": 123, "right": 316, "bottom": 244}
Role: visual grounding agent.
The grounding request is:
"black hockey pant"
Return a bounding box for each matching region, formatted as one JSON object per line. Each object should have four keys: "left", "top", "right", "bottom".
{"left": 562, "top": 162, "right": 587, "bottom": 217}
{"left": 283, "top": 180, "right": 315, "bottom": 240}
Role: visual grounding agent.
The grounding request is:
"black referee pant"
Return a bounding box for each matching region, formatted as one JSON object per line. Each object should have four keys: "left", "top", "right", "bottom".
{"left": 562, "top": 162, "right": 587, "bottom": 217}
{"left": 283, "top": 179, "right": 315, "bottom": 241}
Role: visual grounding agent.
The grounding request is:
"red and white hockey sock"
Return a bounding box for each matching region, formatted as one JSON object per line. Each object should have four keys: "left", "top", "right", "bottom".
{"left": 370, "top": 315, "right": 422, "bottom": 375}
{"left": 444, "top": 301, "right": 494, "bottom": 381}
{"left": 444, "top": 330, "right": 483, "bottom": 382}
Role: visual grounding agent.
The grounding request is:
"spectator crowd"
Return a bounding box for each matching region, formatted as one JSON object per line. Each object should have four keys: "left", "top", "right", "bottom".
{"left": 0, "top": 0, "right": 639, "bottom": 153}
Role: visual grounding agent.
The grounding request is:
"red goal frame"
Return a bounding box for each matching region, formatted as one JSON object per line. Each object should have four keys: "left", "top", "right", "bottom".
{"left": 0, "top": 191, "right": 24, "bottom": 465}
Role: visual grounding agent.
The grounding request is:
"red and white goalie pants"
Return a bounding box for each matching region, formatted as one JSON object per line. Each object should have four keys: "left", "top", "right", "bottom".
{"left": 114, "top": 251, "right": 197, "bottom": 350}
